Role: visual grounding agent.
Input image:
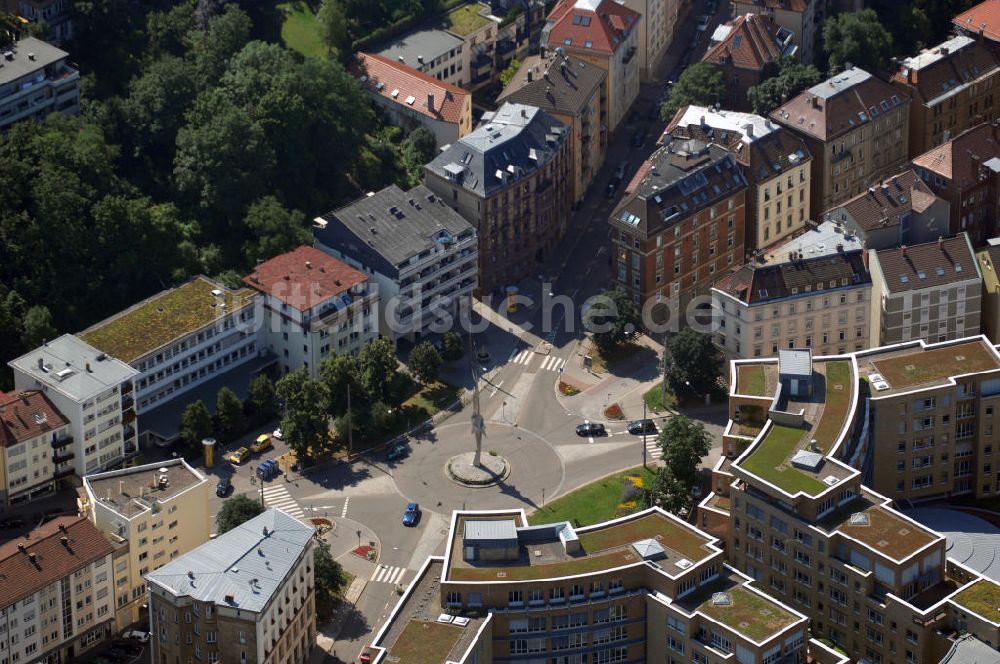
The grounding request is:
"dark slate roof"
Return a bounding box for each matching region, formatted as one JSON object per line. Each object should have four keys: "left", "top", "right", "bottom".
{"left": 497, "top": 51, "right": 606, "bottom": 116}
{"left": 320, "top": 184, "right": 475, "bottom": 268}
{"left": 426, "top": 103, "right": 569, "bottom": 197}
{"left": 873, "top": 234, "right": 980, "bottom": 294}
{"left": 714, "top": 250, "right": 870, "bottom": 304}
{"left": 832, "top": 170, "right": 943, "bottom": 231}
{"left": 892, "top": 35, "right": 999, "bottom": 106}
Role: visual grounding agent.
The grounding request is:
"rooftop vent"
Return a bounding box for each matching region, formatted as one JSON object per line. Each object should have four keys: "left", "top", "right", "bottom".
{"left": 675, "top": 558, "right": 693, "bottom": 570}
{"left": 823, "top": 475, "right": 840, "bottom": 486}
{"left": 711, "top": 592, "right": 732, "bottom": 606}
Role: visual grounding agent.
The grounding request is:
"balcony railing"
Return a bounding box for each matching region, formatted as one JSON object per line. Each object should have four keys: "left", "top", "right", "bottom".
{"left": 51, "top": 435, "right": 73, "bottom": 450}
{"left": 54, "top": 467, "right": 75, "bottom": 479}
{"left": 52, "top": 451, "right": 75, "bottom": 465}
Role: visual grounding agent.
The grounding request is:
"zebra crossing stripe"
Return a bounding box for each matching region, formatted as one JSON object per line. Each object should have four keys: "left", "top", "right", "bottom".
{"left": 642, "top": 436, "right": 663, "bottom": 459}
{"left": 261, "top": 485, "right": 305, "bottom": 519}
{"left": 341, "top": 496, "right": 350, "bottom": 518}
{"left": 371, "top": 565, "right": 407, "bottom": 584}
{"left": 540, "top": 356, "right": 566, "bottom": 371}
{"left": 513, "top": 350, "right": 532, "bottom": 365}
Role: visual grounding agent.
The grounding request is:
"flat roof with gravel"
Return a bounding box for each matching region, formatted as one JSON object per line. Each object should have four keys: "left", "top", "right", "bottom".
{"left": 860, "top": 338, "right": 1000, "bottom": 396}
{"left": 676, "top": 576, "right": 804, "bottom": 642}
{"left": 952, "top": 578, "right": 1000, "bottom": 622}
{"left": 835, "top": 502, "right": 939, "bottom": 561}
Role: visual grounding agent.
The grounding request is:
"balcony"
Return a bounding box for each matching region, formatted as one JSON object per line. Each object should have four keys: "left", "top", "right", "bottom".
{"left": 52, "top": 451, "right": 75, "bottom": 465}
{"left": 472, "top": 53, "right": 492, "bottom": 73}
{"left": 51, "top": 435, "right": 73, "bottom": 450}
{"left": 54, "top": 467, "right": 75, "bottom": 479}
{"left": 496, "top": 39, "right": 516, "bottom": 56}
{"left": 122, "top": 396, "right": 134, "bottom": 410}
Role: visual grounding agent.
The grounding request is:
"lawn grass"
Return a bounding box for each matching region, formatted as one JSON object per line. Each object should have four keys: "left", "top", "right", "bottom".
{"left": 872, "top": 341, "right": 1000, "bottom": 389}
{"left": 736, "top": 365, "right": 766, "bottom": 396}
{"left": 952, "top": 578, "right": 1000, "bottom": 620}
{"left": 443, "top": 3, "right": 491, "bottom": 35}
{"left": 578, "top": 513, "right": 710, "bottom": 561}
{"left": 403, "top": 379, "right": 464, "bottom": 416}
{"left": 278, "top": 1, "right": 326, "bottom": 59}
{"left": 643, "top": 384, "right": 677, "bottom": 413}
{"left": 528, "top": 466, "right": 656, "bottom": 527}
{"left": 692, "top": 583, "right": 800, "bottom": 642}
{"left": 389, "top": 620, "right": 463, "bottom": 664}
{"left": 740, "top": 425, "right": 828, "bottom": 496}
{"left": 813, "top": 361, "right": 852, "bottom": 452}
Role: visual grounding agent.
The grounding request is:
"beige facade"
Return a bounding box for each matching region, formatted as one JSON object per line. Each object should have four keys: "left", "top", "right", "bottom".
{"left": 621, "top": 0, "right": 671, "bottom": 80}
{"left": 81, "top": 459, "right": 210, "bottom": 629}
{"left": 0, "top": 390, "right": 72, "bottom": 509}
{"left": 755, "top": 157, "right": 812, "bottom": 250}
{"left": 978, "top": 241, "right": 1000, "bottom": 342}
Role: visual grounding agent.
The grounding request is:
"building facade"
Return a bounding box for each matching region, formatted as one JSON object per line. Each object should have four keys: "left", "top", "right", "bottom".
{"left": 712, "top": 249, "right": 872, "bottom": 359}
{"left": 977, "top": 237, "right": 1000, "bottom": 342}
{"left": 891, "top": 34, "right": 1000, "bottom": 158}
{"left": 619, "top": 0, "right": 670, "bottom": 80}
{"left": 10, "top": 335, "right": 139, "bottom": 476}
{"left": 0, "top": 390, "right": 70, "bottom": 509}
{"left": 730, "top": 0, "right": 817, "bottom": 63}
{"left": 81, "top": 459, "right": 210, "bottom": 629}
{"left": 0, "top": 37, "right": 79, "bottom": 131}
{"left": 5, "top": 0, "right": 73, "bottom": 41}
{"left": 542, "top": 0, "right": 640, "bottom": 132}
{"left": 78, "top": 276, "right": 261, "bottom": 446}
{"left": 666, "top": 106, "right": 812, "bottom": 254}
{"left": 497, "top": 49, "right": 607, "bottom": 203}
{"left": 0, "top": 517, "right": 116, "bottom": 664}
{"left": 425, "top": 103, "right": 572, "bottom": 293}
{"left": 771, "top": 67, "right": 910, "bottom": 217}
{"left": 314, "top": 183, "right": 478, "bottom": 343}
{"left": 145, "top": 509, "right": 315, "bottom": 664}
{"left": 242, "top": 246, "right": 378, "bottom": 379}
{"left": 702, "top": 14, "right": 795, "bottom": 113}
{"left": 868, "top": 234, "right": 982, "bottom": 347}
{"left": 609, "top": 138, "right": 748, "bottom": 326}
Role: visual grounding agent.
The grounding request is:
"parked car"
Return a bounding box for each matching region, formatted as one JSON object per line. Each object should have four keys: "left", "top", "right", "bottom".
{"left": 697, "top": 14, "right": 710, "bottom": 30}
{"left": 359, "top": 646, "right": 374, "bottom": 663}
{"left": 630, "top": 131, "right": 646, "bottom": 147}
{"left": 627, "top": 419, "right": 658, "bottom": 435}
{"left": 575, "top": 422, "right": 607, "bottom": 437}
{"left": 216, "top": 477, "right": 232, "bottom": 497}
{"left": 272, "top": 427, "right": 283, "bottom": 440}
{"left": 387, "top": 443, "right": 409, "bottom": 462}
{"left": 402, "top": 502, "right": 421, "bottom": 526}
{"left": 123, "top": 630, "right": 150, "bottom": 643}
{"left": 250, "top": 434, "right": 272, "bottom": 454}
{"left": 614, "top": 161, "right": 628, "bottom": 181}
{"left": 229, "top": 447, "right": 250, "bottom": 464}
{"left": 605, "top": 182, "right": 619, "bottom": 199}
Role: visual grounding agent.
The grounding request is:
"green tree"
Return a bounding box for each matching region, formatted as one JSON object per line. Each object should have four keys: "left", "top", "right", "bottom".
{"left": 369, "top": 400, "right": 394, "bottom": 433}
{"left": 216, "top": 494, "right": 265, "bottom": 534}
{"left": 666, "top": 328, "right": 722, "bottom": 399}
{"left": 318, "top": 0, "right": 349, "bottom": 57}
{"left": 401, "top": 126, "right": 437, "bottom": 181}
{"left": 246, "top": 374, "right": 278, "bottom": 420}
{"left": 660, "top": 63, "right": 724, "bottom": 121}
{"left": 276, "top": 370, "right": 332, "bottom": 459}
{"left": 242, "top": 196, "right": 310, "bottom": 267}
{"left": 71, "top": 0, "right": 135, "bottom": 97}
{"left": 333, "top": 411, "right": 360, "bottom": 449}
{"left": 647, "top": 468, "right": 689, "bottom": 514}
{"left": 21, "top": 305, "right": 57, "bottom": 350}
{"left": 188, "top": 4, "right": 253, "bottom": 87}
{"left": 748, "top": 57, "right": 822, "bottom": 116}
{"left": 1, "top": 11, "right": 20, "bottom": 48}
{"left": 313, "top": 542, "right": 347, "bottom": 620}
{"left": 499, "top": 57, "right": 521, "bottom": 87}
{"left": 358, "top": 338, "right": 399, "bottom": 403}
{"left": 318, "top": 353, "right": 365, "bottom": 415}
{"left": 584, "top": 289, "right": 641, "bottom": 355}
{"left": 441, "top": 331, "right": 464, "bottom": 361}
{"left": 656, "top": 415, "right": 711, "bottom": 491}
{"left": 145, "top": 1, "right": 196, "bottom": 60}
{"left": 822, "top": 9, "right": 893, "bottom": 74}
{"left": 180, "top": 400, "right": 214, "bottom": 452}
{"left": 215, "top": 386, "right": 244, "bottom": 440}
{"left": 408, "top": 341, "right": 442, "bottom": 384}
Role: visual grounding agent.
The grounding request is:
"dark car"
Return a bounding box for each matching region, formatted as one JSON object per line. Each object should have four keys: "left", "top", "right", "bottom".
{"left": 631, "top": 131, "right": 646, "bottom": 147}
{"left": 627, "top": 419, "right": 658, "bottom": 435}
{"left": 387, "top": 443, "right": 409, "bottom": 462}
{"left": 0, "top": 517, "right": 25, "bottom": 530}
{"left": 605, "top": 182, "right": 619, "bottom": 199}
{"left": 402, "top": 502, "right": 421, "bottom": 526}
{"left": 575, "top": 422, "right": 607, "bottom": 437}
{"left": 216, "top": 477, "right": 231, "bottom": 497}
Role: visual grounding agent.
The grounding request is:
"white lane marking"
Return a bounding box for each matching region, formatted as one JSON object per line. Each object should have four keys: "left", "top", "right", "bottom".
{"left": 341, "top": 496, "right": 350, "bottom": 518}
{"left": 507, "top": 348, "right": 517, "bottom": 363}
{"left": 489, "top": 379, "right": 503, "bottom": 398}
{"left": 588, "top": 436, "right": 595, "bottom": 444}
{"left": 513, "top": 349, "right": 533, "bottom": 365}
{"left": 371, "top": 565, "right": 408, "bottom": 584}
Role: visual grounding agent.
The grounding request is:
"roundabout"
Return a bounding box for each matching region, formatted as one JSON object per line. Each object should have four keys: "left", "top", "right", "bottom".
{"left": 446, "top": 451, "right": 510, "bottom": 486}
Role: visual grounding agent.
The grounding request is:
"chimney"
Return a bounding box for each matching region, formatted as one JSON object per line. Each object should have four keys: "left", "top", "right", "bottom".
{"left": 901, "top": 245, "right": 908, "bottom": 258}
{"left": 59, "top": 524, "right": 67, "bottom": 533}
{"left": 862, "top": 249, "right": 870, "bottom": 270}
{"left": 60, "top": 536, "right": 70, "bottom": 549}
{"left": 305, "top": 260, "right": 312, "bottom": 269}
{"left": 810, "top": 95, "right": 819, "bottom": 109}
{"left": 28, "top": 553, "right": 37, "bottom": 566}
{"left": 939, "top": 46, "right": 949, "bottom": 56}
{"left": 37, "top": 358, "right": 43, "bottom": 370}
{"left": 17, "top": 543, "right": 25, "bottom": 553}
{"left": 527, "top": 69, "right": 533, "bottom": 82}
{"left": 85, "top": 363, "right": 91, "bottom": 373}
{"left": 743, "top": 123, "right": 754, "bottom": 139}
{"left": 263, "top": 526, "right": 269, "bottom": 537}
{"left": 427, "top": 93, "right": 434, "bottom": 111}
{"left": 119, "top": 480, "right": 124, "bottom": 495}
{"left": 938, "top": 236, "right": 944, "bottom": 249}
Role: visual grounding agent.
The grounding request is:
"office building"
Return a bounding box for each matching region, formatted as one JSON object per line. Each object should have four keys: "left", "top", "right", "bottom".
{"left": 145, "top": 508, "right": 315, "bottom": 664}
{"left": 9, "top": 335, "right": 139, "bottom": 475}
{"left": 314, "top": 183, "right": 478, "bottom": 343}
{"left": 868, "top": 234, "right": 982, "bottom": 347}
{"left": 425, "top": 103, "right": 572, "bottom": 293}
{"left": 0, "top": 37, "right": 79, "bottom": 131}
{"left": 0, "top": 389, "right": 71, "bottom": 508}
{"left": 730, "top": 0, "right": 817, "bottom": 63}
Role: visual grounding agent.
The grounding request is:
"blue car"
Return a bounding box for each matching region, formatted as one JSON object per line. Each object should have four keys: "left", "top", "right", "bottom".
{"left": 402, "top": 503, "right": 420, "bottom": 527}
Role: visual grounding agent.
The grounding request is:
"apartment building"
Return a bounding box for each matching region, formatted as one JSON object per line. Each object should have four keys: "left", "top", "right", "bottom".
{"left": 666, "top": 106, "right": 812, "bottom": 253}
{"left": 619, "top": 0, "right": 671, "bottom": 80}
{"left": 242, "top": 246, "right": 378, "bottom": 379}
{"left": 609, "top": 138, "right": 748, "bottom": 326}
{"left": 314, "top": 183, "right": 478, "bottom": 343}
{"left": 542, "top": 0, "right": 640, "bottom": 131}
{"left": 954, "top": 0, "right": 1000, "bottom": 52}
{"left": 891, "top": 35, "right": 1000, "bottom": 157}
{"left": 712, "top": 249, "right": 871, "bottom": 359}
{"left": 425, "top": 103, "right": 572, "bottom": 293}
{"left": 702, "top": 14, "right": 796, "bottom": 113}
{"left": 731, "top": 0, "right": 817, "bottom": 63}
{"left": 145, "top": 509, "right": 315, "bottom": 664}
{"left": 822, "top": 170, "right": 951, "bottom": 250}
{"left": 868, "top": 234, "right": 982, "bottom": 347}
{"left": 80, "top": 459, "right": 210, "bottom": 629}
{"left": 706, "top": 342, "right": 1000, "bottom": 663}
{"left": 0, "top": 517, "right": 116, "bottom": 663}
{"left": 353, "top": 52, "right": 473, "bottom": 148}
{"left": 497, "top": 49, "right": 607, "bottom": 203}
{"left": 375, "top": 27, "right": 466, "bottom": 88}
{"left": 3, "top": 0, "right": 73, "bottom": 42}
{"left": 78, "top": 276, "right": 261, "bottom": 447}
{"left": 771, "top": 67, "right": 910, "bottom": 217}
{"left": 0, "top": 389, "right": 70, "bottom": 509}
{"left": 977, "top": 237, "right": 1000, "bottom": 341}
{"left": 10, "top": 335, "right": 139, "bottom": 476}
{"left": 911, "top": 121, "right": 1000, "bottom": 244}
{"left": 0, "top": 37, "right": 79, "bottom": 131}
{"left": 368, "top": 507, "right": 814, "bottom": 664}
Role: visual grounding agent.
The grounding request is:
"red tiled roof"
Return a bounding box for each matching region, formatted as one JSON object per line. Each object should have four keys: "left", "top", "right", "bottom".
{"left": 242, "top": 246, "right": 368, "bottom": 312}
{"left": 703, "top": 13, "right": 784, "bottom": 72}
{"left": 911, "top": 122, "right": 1000, "bottom": 187}
{"left": 353, "top": 53, "right": 469, "bottom": 125}
{"left": 891, "top": 36, "right": 999, "bottom": 105}
{"left": 735, "top": 0, "right": 807, "bottom": 12}
{"left": 0, "top": 517, "right": 115, "bottom": 608}
{"left": 954, "top": 0, "right": 1000, "bottom": 43}
{"left": 0, "top": 390, "right": 68, "bottom": 447}
{"left": 545, "top": 0, "right": 640, "bottom": 55}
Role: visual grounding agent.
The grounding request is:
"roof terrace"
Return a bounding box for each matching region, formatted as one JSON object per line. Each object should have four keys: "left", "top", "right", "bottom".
{"left": 857, "top": 338, "right": 1000, "bottom": 397}
{"left": 820, "top": 496, "right": 940, "bottom": 562}
{"left": 952, "top": 578, "right": 1000, "bottom": 623}
{"left": 443, "top": 3, "right": 492, "bottom": 36}
{"left": 674, "top": 574, "right": 804, "bottom": 643}
{"left": 734, "top": 363, "right": 775, "bottom": 397}
{"left": 85, "top": 459, "right": 206, "bottom": 519}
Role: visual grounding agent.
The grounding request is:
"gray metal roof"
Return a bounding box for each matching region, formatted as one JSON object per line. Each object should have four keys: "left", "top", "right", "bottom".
{"left": 938, "top": 634, "right": 1000, "bottom": 664}
{"left": 0, "top": 37, "right": 70, "bottom": 86}
{"left": 426, "top": 103, "right": 569, "bottom": 197}
{"left": 375, "top": 27, "right": 464, "bottom": 70}
{"left": 322, "top": 184, "right": 475, "bottom": 267}
{"left": 145, "top": 509, "right": 314, "bottom": 613}
{"left": 463, "top": 519, "right": 517, "bottom": 542}
{"left": 9, "top": 334, "right": 138, "bottom": 401}
{"left": 809, "top": 66, "right": 871, "bottom": 100}
{"left": 778, "top": 348, "right": 812, "bottom": 377}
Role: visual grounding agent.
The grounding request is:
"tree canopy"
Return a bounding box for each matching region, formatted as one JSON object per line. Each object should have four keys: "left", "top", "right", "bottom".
{"left": 822, "top": 9, "right": 893, "bottom": 74}
{"left": 314, "top": 543, "right": 348, "bottom": 620}
{"left": 585, "top": 290, "right": 641, "bottom": 354}
{"left": 408, "top": 341, "right": 442, "bottom": 384}
{"left": 748, "top": 57, "right": 822, "bottom": 116}
{"left": 216, "top": 494, "right": 265, "bottom": 534}
{"left": 276, "top": 370, "right": 333, "bottom": 459}
{"left": 666, "top": 329, "right": 722, "bottom": 399}
{"left": 660, "top": 63, "right": 725, "bottom": 121}
{"left": 656, "top": 415, "right": 712, "bottom": 491}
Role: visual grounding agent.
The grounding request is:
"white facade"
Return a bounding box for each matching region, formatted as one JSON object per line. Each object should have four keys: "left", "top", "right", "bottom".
{"left": 621, "top": 0, "right": 671, "bottom": 80}
{"left": 0, "top": 38, "right": 79, "bottom": 131}
{"left": 0, "top": 392, "right": 72, "bottom": 508}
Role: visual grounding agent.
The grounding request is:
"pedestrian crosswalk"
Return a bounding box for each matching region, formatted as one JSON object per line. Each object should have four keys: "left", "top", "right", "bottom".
{"left": 510, "top": 349, "right": 566, "bottom": 372}
{"left": 261, "top": 484, "right": 305, "bottom": 520}
{"left": 370, "top": 565, "right": 408, "bottom": 585}
{"left": 641, "top": 435, "right": 663, "bottom": 462}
